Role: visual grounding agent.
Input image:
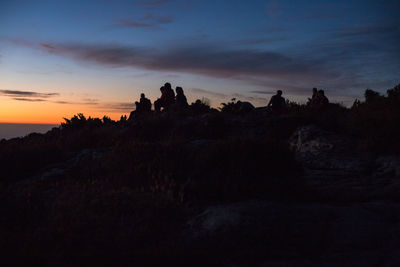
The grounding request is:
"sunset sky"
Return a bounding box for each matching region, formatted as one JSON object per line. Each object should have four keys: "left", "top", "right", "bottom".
{"left": 1, "top": 0, "right": 399, "bottom": 124}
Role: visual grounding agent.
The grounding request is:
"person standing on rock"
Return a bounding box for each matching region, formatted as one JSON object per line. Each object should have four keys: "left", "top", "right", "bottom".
{"left": 268, "top": 90, "right": 286, "bottom": 114}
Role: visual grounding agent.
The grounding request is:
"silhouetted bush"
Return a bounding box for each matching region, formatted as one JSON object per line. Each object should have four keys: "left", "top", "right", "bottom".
{"left": 348, "top": 84, "right": 400, "bottom": 153}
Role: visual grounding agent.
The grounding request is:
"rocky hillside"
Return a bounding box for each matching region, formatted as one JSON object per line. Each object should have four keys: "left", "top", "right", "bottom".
{"left": 1, "top": 85, "right": 400, "bottom": 266}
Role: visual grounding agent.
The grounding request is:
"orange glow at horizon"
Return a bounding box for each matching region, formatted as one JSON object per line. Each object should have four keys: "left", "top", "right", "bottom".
{"left": 0, "top": 99, "right": 130, "bottom": 124}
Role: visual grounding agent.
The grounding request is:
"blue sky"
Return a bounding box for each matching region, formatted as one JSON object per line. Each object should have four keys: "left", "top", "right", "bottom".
{"left": 0, "top": 0, "right": 399, "bottom": 122}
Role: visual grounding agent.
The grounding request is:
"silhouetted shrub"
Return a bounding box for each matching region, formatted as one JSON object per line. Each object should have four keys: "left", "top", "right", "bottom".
{"left": 348, "top": 84, "right": 400, "bottom": 153}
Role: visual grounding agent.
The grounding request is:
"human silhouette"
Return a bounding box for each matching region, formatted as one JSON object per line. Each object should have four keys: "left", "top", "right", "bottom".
{"left": 134, "top": 93, "right": 151, "bottom": 113}
{"left": 267, "top": 90, "right": 286, "bottom": 113}
{"left": 175, "top": 86, "right": 188, "bottom": 108}
{"left": 154, "top": 83, "right": 176, "bottom": 112}
{"left": 129, "top": 93, "right": 152, "bottom": 120}
{"left": 164, "top": 82, "right": 175, "bottom": 106}
{"left": 154, "top": 86, "right": 165, "bottom": 112}
{"left": 317, "top": 89, "right": 329, "bottom": 107}
{"left": 139, "top": 93, "right": 152, "bottom": 112}
{"left": 307, "top": 87, "right": 318, "bottom": 106}
{"left": 135, "top": 100, "right": 142, "bottom": 113}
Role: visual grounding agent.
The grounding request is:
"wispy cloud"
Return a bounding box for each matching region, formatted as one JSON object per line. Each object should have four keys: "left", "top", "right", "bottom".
{"left": 0, "top": 89, "right": 59, "bottom": 98}
{"left": 117, "top": 19, "right": 153, "bottom": 28}
{"left": 116, "top": 13, "right": 174, "bottom": 28}
{"left": 53, "top": 100, "right": 71, "bottom": 104}
{"left": 12, "top": 98, "right": 47, "bottom": 102}
{"left": 134, "top": 0, "right": 170, "bottom": 8}
{"left": 250, "top": 90, "right": 275, "bottom": 95}
{"left": 98, "top": 102, "right": 135, "bottom": 112}
{"left": 236, "top": 37, "right": 288, "bottom": 45}
{"left": 333, "top": 23, "right": 400, "bottom": 38}
{"left": 143, "top": 13, "right": 173, "bottom": 23}
{"left": 0, "top": 89, "right": 104, "bottom": 106}
{"left": 191, "top": 88, "right": 227, "bottom": 99}
{"left": 265, "top": 0, "right": 282, "bottom": 18}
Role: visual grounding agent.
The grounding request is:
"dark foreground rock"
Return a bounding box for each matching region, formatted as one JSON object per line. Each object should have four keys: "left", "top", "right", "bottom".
{"left": 1, "top": 112, "right": 400, "bottom": 266}
{"left": 185, "top": 200, "right": 400, "bottom": 266}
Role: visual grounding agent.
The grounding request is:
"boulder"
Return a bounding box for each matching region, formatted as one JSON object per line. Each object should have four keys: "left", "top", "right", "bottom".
{"left": 289, "top": 125, "right": 370, "bottom": 172}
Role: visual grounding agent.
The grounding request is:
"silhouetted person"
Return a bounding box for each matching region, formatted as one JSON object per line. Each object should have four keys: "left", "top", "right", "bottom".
{"left": 307, "top": 87, "right": 318, "bottom": 106}
{"left": 164, "top": 82, "right": 175, "bottom": 107}
{"left": 135, "top": 101, "right": 142, "bottom": 113}
{"left": 175, "top": 86, "right": 188, "bottom": 108}
{"left": 365, "top": 89, "right": 383, "bottom": 104}
{"left": 139, "top": 93, "right": 152, "bottom": 112}
{"left": 154, "top": 83, "right": 176, "bottom": 112}
{"left": 268, "top": 90, "right": 286, "bottom": 113}
{"left": 154, "top": 86, "right": 165, "bottom": 112}
{"left": 317, "top": 89, "right": 329, "bottom": 107}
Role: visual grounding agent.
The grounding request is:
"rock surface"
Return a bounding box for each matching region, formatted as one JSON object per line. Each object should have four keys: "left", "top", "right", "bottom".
{"left": 185, "top": 200, "right": 400, "bottom": 266}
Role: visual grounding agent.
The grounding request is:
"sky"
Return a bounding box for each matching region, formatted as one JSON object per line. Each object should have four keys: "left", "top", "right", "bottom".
{"left": 0, "top": 0, "right": 399, "bottom": 123}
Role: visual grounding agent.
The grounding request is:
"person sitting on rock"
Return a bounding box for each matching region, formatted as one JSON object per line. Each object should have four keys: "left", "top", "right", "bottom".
{"left": 267, "top": 90, "right": 286, "bottom": 113}
{"left": 154, "top": 83, "right": 176, "bottom": 112}
{"left": 134, "top": 100, "right": 142, "bottom": 113}
{"left": 316, "top": 89, "right": 329, "bottom": 107}
{"left": 129, "top": 93, "right": 152, "bottom": 120}
{"left": 175, "top": 86, "right": 188, "bottom": 108}
{"left": 307, "top": 87, "right": 318, "bottom": 106}
{"left": 154, "top": 86, "right": 165, "bottom": 112}
{"left": 139, "top": 93, "right": 152, "bottom": 112}
{"left": 164, "top": 82, "right": 175, "bottom": 107}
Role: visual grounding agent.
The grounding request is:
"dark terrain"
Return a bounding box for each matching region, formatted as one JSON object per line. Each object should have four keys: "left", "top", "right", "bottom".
{"left": 1, "top": 85, "right": 400, "bottom": 266}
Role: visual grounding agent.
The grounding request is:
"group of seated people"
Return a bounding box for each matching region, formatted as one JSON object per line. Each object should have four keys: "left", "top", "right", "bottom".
{"left": 133, "top": 82, "right": 330, "bottom": 117}
{"left": 133, "top": 82, "right": 189, "bottom": 116}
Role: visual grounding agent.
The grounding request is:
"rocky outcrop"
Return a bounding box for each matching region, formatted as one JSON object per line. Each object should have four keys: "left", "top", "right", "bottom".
{"left": 290, "top": 125, "right": 400, "bottom": 202}
{"left": 289, "top": 125, "right": 370, "bottom": 172}
{"left": 185, "top": 200, "right": 400, "bottom": 266}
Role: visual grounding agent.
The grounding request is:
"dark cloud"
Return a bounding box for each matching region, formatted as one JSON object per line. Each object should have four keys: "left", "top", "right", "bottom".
{"left": 117, "top": 13, "right": 174, "bottom": 28}
{"left": 0, "top": 89, "right": 59, "bottom": 98}
{"left": 81, "top": 98, "right": 99, "bottom": 105}
{"left": 13, "top": 98, "right": 46, "bottom": 102}
{"left": 143, "top": 13, "right": 173, "bottom": 24}
{"left": 82, "top": 98, "right": 98, "bottom": 102}
{"left": 53, "top": 100, "right": 71, "bottom": 104}
{"left": 40, "top": 43, "right": 55, "bottom": 50}
{"left": 12, "top": 26, "right": 398, "bottom": 96}
{"left": 333, "top": 23, "right": 400, "bottom": 38}
{"left": 134, "top": 0, "right": 170, "bottom": 8}
{"left": 116, "top": 19, "right": 153, "bottom": 28}
{"left": 236, "top": 37, "right": 288, "bottom": 45}
{"left": 38, "top": 42, "right": 335, "bottom": 82}
{"left": 250, "top": 90, "right": 275, "bottom": 95}
{"left": 265, "top": 0, "right": 282, "bottom": 18}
